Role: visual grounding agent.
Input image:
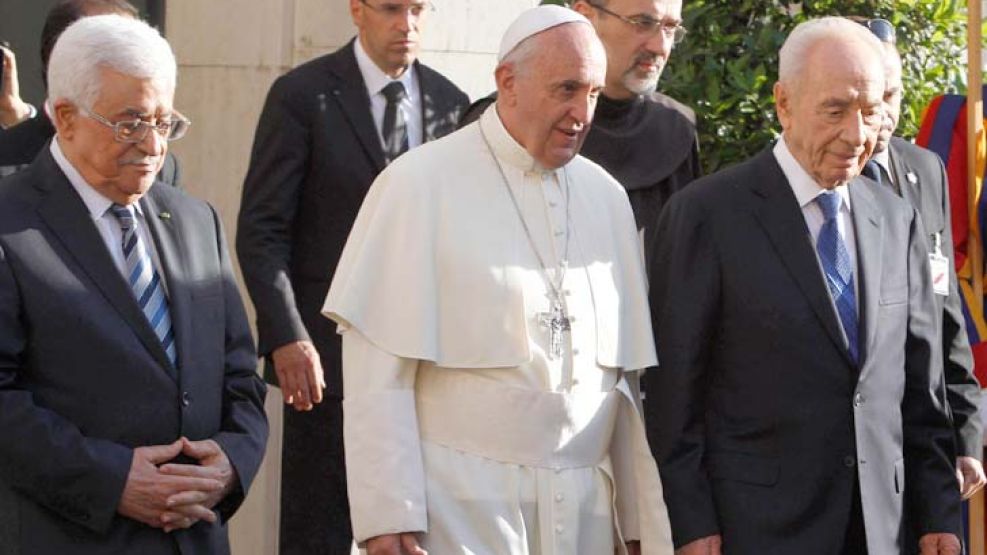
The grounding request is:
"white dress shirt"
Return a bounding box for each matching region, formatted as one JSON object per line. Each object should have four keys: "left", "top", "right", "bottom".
{"left": 773, "top": 136, "right": 858, "bottom": 312}
{"left": 50, "top": 139, "right": 168, "bottom": 293}
{"left": 871, "top": 147, "right": 895, "bottom": 186}
{"left": 353, "top": 35, "right": 423, "bottom": 150}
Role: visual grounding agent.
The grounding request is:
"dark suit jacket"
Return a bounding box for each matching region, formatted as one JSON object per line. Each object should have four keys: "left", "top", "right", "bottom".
{"left": 645, "top": 148, "right": 962, "bottom": 553}
{"left": 0, "top": 110, "right": 182, "bottom": 186}
{"left": 887, "top": 136, "right": 983, "bottom": 458}
{"left": 236, "top": 39, "right": 468, "bottom": 395}
{"left": 0, "top": 148, "right": 268, "bottom": 555}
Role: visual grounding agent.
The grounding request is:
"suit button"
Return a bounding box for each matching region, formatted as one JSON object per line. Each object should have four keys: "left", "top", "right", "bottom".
{"left": 853, "top": 393, "right": 865, "bottom": 407}
{"left": 181, "top": 391, "right": 191, "bottom": 407}
{"left": 844, "top": 455, "right": 856, "bottom": 468}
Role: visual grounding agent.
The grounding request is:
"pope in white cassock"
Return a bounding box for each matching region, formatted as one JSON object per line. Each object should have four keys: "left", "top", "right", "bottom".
{"left": 322, "top": 6, "right": 673, "bottom": 555}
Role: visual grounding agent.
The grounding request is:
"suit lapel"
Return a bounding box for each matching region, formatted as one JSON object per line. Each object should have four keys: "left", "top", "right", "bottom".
{"left": 416, "top": 62, "right": 436, "bottom": 141}
{"left": 749, "top": 151, "right": 855, "bottom": 365}
{"left": 416, "top": 62, "right": 446, "bottom": 142}
{"left": 141, "top": 190, "right": 188, "bottom": 378}
{"left": 326, "top": 41, "right": 387, "bottom": 172}
{"left": 34, "top": 154, "right": 177, "bottom": 380}
{"left": 848, "top": 181, "right": 884, "bottom": 368}
{"left": 889, "top": 143, "right": 920, "bottom": 206}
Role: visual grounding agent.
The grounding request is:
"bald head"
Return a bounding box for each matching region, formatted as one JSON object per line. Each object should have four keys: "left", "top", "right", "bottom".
{"left": 495, "top": 22, "right": 607, "bottom": 169}
{"left": 774, "top": 17, "right": 887, "bottom": 188}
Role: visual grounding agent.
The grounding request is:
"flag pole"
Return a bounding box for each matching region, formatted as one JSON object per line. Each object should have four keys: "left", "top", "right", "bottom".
{"left": 967, "top": 0, "right": 985, "bottom": 552}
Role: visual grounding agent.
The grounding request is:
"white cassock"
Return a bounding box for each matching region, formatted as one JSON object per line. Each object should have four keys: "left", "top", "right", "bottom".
{"left": 323, "top": 107, "right": 673, "bottom": 554}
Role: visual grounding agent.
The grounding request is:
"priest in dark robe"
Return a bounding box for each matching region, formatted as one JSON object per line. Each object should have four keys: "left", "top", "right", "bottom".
{"left": 460, "top": 0, "right": 699, "bottom": 262}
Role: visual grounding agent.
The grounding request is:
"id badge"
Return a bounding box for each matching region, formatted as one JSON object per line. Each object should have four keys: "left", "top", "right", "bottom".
{"left": 929, "top": 253, "right": 949, "bottom": 296}
{"left": 928, "top": 233, "right": 949, "bottom": 296}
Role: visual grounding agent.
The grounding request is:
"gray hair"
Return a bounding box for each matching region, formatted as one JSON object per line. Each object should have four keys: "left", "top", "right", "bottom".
{"left": 47, "top": 14, "right": 176, "bottom": 110}
{"left": 779, "top": 16, "right": 883, "bottom": 87}
{"left": 499, "top": 32, "right": 543, "bottom": 78}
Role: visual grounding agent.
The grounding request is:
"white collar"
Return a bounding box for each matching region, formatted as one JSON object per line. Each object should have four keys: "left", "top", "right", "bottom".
{"left": 50, "top": 138, "right": 144, "bottom": 218}
{"left": 353, "top": 35, "right": 416, "bottom": 99}
{"left": 773, "top": 135, "right": 852, "bottom": 212}
{"left": 871, "top": 148, "right": 893, "bottom": 182}
{"left": 479, "top": 103, "right": 561, "bottom": 177}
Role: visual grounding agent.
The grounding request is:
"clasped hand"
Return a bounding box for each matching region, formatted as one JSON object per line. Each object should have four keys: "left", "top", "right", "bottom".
{"left": 118, "top": 437, "right": 236, "bottom": 533}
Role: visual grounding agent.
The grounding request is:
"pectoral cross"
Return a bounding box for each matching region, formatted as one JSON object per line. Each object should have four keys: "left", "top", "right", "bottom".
{"left": 538, "top": 301, "right": 571, "bottom": 359}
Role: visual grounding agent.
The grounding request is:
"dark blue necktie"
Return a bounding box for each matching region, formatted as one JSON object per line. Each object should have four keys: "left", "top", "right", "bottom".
{"left": 381, "top": 81, "right": 409, "bottom": 163}
{"left": 815, "top": 191, "right": 858, "bottom": 364}
{"left": 862, "top": 160, "right": 883, "bottom": 186}
{"left": 110, "top": 204, "right": 177, "bottom": 366}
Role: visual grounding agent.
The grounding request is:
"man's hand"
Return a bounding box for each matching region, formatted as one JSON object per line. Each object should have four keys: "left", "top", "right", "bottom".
{"left": 675, "top": 535, "right": 722, "bottom": 555}
{"left": 625, "top": 540, "right": 641, "bottom": 555}
{"left": 957, "top": 456, "right": 987, "bottom": 499}
{"left": 272, "top": 340, "right": 325, "bottom": 411}
{"left": 117, "top": 440, "right": 224, "bottom": 530}
{"left": 0, "top": 46, "right": 32, "bottom": 128}
{"left": 158, "top": 438, "right": 237, "bottom": 532}
{"left": 919, "top": 533, "right": 962, "bottom": 555}
{"left": 366, "top": 533, "right": 427, "bottom": 555}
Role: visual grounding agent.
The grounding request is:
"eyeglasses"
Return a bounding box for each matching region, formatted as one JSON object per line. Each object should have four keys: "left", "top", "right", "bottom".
{"left": 82, "top": 108, "right": 191, "bottom": 143}
{"left": 859, "top": 18, "right": 895, "bottom": 44}
{"left": 585, "top": 1, "right": 687, "bottom": 44}
{"left": 359, "top": 0, "right": 434, "bottom": 19}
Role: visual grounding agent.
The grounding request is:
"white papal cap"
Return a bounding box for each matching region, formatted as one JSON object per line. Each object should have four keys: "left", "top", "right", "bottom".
{"left": 497, "top": 5, "right": 592, "bottom": 62}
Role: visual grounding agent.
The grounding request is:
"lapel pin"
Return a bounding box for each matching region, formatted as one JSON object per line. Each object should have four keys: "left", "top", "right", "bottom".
{"left": 906, "top": 172, "right": 918, "bottom": 184}
{"left": 159, "top": 211, "right": 171, "bottom": 220}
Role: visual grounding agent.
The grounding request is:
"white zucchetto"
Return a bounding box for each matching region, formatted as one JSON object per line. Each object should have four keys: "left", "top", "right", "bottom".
{"left": 497, "top": 4, "right": 592, "bottom": 62}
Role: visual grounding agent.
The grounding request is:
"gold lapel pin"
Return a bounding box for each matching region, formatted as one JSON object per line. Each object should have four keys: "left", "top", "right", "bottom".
{"left": 159, "top": 212, "right": 172, "bottom": 220}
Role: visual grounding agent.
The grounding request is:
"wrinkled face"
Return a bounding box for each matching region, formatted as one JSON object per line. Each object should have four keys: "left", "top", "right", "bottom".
{"left": 577, "top": 0, "right": 682, "bottom": 98}
{"left": 875, "top": 46, "right": 903, "bottom": 154}
{"left": 350, "top": 0, "right": 426, "bottom": 77}
{"left": 54, "top": 67, "right": 172, "bottom": 205}
{"left": 498, "top": 25, "right": 607, "bottom": 169}
{"left": 775, "top": 38, "right": 885, "bottom": 189}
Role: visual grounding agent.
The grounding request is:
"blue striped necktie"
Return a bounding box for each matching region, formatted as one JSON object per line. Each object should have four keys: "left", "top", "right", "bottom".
{"left": 109, "top": 203, "right": 177, "bottom": 366}
{"left": 815, "top": 191, "right": 858, "bottom": 364}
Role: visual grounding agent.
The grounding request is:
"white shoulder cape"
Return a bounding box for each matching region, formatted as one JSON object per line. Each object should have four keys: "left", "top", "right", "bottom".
{"left": 323, "top": 110, "right": 657, "bottom": 370}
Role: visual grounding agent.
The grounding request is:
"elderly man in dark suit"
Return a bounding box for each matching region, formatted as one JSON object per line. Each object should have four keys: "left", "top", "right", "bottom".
{"left": 646, "top": 16, "right": 963, "bottom": 555}
{"left": 859, "top": 20, "right": 985, "bottom": 502}
{"left": 0, "top": 14, "right": 268, "bottom": 555}
{"left": 235, "top": 0, "right": 468, "bottom": 552}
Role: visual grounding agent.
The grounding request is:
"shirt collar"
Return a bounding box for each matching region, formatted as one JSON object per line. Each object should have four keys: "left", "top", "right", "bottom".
{"left": 479, "top": 103, "right": 560, "bottom": 177}
{"left": 871, "top": 148, "right": 893, "bottom": 183}
{"left": 50, "top": 138, "right": 144, "bottom": 219}
{"left": 773, "top": 135, "right": 852, "bottom": 212}
{"left": 354, "top": 35, "right": 416, "bottom": 99}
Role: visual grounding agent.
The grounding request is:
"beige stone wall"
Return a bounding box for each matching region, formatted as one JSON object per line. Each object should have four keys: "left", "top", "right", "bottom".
{"left": 164, "top": 1, "right": 537, "bottom": 552}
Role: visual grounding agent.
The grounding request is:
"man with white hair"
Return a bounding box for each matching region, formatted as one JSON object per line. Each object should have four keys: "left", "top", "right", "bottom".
{"left": 323, "top": 5, "right": 671, "bottom": 554}
{"left": 858, "top": 18, "right": 986, "bottom": 503}
{"left": 0, "top": 15, "right": 267, "bottom": 555}
{"left": 646, "top": 16, "right": 963, "bottom": 554}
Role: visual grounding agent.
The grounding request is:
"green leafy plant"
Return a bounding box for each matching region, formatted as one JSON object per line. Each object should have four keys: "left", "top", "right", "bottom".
{"left": 543, "top": 0, "right": 970, "bottom": 173}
